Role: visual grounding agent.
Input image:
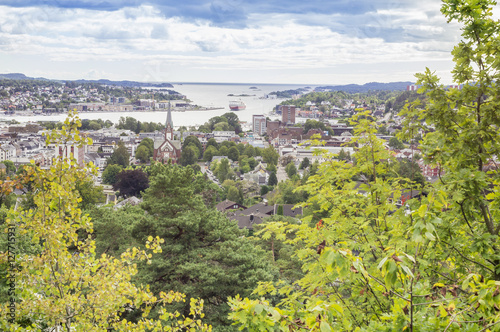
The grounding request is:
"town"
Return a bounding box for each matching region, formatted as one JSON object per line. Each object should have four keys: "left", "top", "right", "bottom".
{"left": 1, "top": 0, "right": 499, "bottom": 331}
{"left": 0, "top": 78, "right": 436, "bottom": 230}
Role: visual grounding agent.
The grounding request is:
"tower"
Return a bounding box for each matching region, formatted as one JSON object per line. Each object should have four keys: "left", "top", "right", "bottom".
{"left": 165, "top": 101, "right": 174, "bottom": 141}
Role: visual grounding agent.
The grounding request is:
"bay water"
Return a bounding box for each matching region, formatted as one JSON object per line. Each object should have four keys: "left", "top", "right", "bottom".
{"left": 1, "top": 83, "right": 316, "bottom": 128}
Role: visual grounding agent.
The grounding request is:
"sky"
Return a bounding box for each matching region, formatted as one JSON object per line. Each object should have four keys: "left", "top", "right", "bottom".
{"left": 0, "top": 0, "right": 496, "bottom": 85}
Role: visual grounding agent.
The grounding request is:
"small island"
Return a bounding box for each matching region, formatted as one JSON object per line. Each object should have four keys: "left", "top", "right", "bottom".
{"left": 227, "top": 93, "right": 256, "bottom": 97}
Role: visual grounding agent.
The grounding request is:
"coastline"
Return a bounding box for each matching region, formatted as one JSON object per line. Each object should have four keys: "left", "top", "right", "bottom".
{"left": 2, "top": 106, "right": 226, "bottom": 117}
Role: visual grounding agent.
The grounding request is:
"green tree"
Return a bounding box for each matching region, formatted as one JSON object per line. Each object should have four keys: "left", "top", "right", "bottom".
{"left": 179, "top": 145, "right": 198, "bottom": 166}
{"left": 247, "top": 157, "right": 257, "bottom": 170}
{"left": 238, "top": 156, "right": 251, "bottom": 174}
{"left": 260, "top": 185, "right": 270, "bottom": 196}
{"left": 135, "top": 145, "right": 150, "bottom": 164}
{"left": 268, "top": 178, "right": 307, "bottom": 205}
{"left": 138, "top": 137, "right": 154, "bottom": 156}
{"left": 222, "top": 112, "right": 242, "bottom": 133}
{"left": 243, "top": 144, "right": 255, "bottom": 157}
{"left": 88, "top": 120, "right": 101, "bottom": 130}
{"left": 108, "top": 141, "right": 130, "bottom": 167}
{"left": 388, "top": 136, "right": 405, "bottom": 150}
{"left": 299, "top": 157, "right": 310, "bottom": 170}
{"left": 206, "top": 137, "right": 219, "bottom": 150}
{"left": 74, "top": 177, "right": 105, "bottom": 210}
{"left": 214, "top": 158, "right": 234, "bottom": 182}
{"left": 182, "top": 135, "right": 202, "bottom": 157}
{"left": 229, "top": 3, "right": 500, "bottom": 330}
{"left": 262, "top": 146, "right": 279, "bottom": 166}
{"left": 268, "top": 171, "right": 277, "bottom": 186}
{"left": 213, "top": 122, "right": 229, "bottom": 131}
{"left": 399, "top": 0, "right": 500, "bottom": 279}
{"left": 102, "top": 164, "right": 123, "bottom": 185}
{"left": 218, "top": 146, "right": 228, "bottom": 157}
{"left": 203, "top": 145, "right": 218, "bottom": 162}
{"left": 337, "top": 148, "right": 351, "bottom": 161}
{"left": 377, "top": 124, "right": 389, "bottom": 135}
{"left": 304, "top": 119, "right": 328, "bottom": 134}
{"left": 131, "top": 163, "right": 275, "bottom": 328}
{"left": 227, "top": 146, "right": 240, "bottom": 162}
{"left": 284, "top": 162, "right": 297, "bottom": 178}
{"left": 396, "top": 159, "right": 425, "bottom": 188}
{"left": 0, "top": 112, "right": 210, "bottom": 332}
{"left": 226, "top": 185, "right": 241, "bottom": 204}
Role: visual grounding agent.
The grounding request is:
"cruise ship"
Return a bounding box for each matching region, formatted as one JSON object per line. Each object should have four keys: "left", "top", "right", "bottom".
{"left": 229, "top": 100, "right": 246, "bottom": 111}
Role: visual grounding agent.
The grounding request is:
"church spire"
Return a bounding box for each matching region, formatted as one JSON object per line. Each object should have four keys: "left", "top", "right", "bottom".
{"left": 165, "top": 101, "right": 174, "bottom": 141}
{"left": 166, "top": 101, "right": 173, "bottom": 129}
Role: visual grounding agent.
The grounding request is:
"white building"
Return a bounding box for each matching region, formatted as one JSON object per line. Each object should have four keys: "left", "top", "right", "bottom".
{"left": 252, "top": 115, "right": 267, "bottom": 136}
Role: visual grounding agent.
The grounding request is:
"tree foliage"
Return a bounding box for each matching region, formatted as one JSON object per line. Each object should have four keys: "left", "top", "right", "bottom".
{"left": 102, "top": 164, "right": 123, "bottom": 185}
{"left": 229, "top": 2, "right": 500, "bottom": 330}
{"left": 388, "top": 136, "right": 405, "bottom": 150}
{"left": 129, "top": 163, "right": 276, "bottom": 328}
{"left": 284, "top": 162, "right": 297, "bottom": 179}
{"left": 113, "top": 169, "right": 150, "bottom": 198}
{"left": 299, "top": 157, "right": 310, "bottom": 170}
{"left": 108, "top": 140, "right": 130, "bottom": 167}
{"left": 135, "top": 138, "right": 154, "bottom": 163}
{"left": 0, "top": 111, "right": 211, "bottom": 332}
{"left": 262, "top": 146, "right": 279, "bottom": 166}
{"left": 180, "top": 145, "right": 199, "bottom": 166}
{"left": 182, "top": 136, "right": 203, "bottom": 157}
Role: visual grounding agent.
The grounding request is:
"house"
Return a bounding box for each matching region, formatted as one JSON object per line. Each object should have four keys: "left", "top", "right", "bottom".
{"left": 238, "top": 203, "right": 274, "bottom": 218}
{"left": 232, "top": 214, "right": 264, "bottom": 230}
{"left": 114, "top": 196, "right": 142, "bottom": 210}
{"left": 215, "top": 200, "right": 247, "bottom": 213}
{"left": 279, "top": 204, "right": 303, "bottom": 217}
{"left": 243, "top": 163, "right": 269, "bottom": 185}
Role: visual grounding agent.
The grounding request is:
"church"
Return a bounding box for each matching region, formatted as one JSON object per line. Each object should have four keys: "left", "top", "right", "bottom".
{"left": 153, "top": 102, "right": 182, "bottom": 163}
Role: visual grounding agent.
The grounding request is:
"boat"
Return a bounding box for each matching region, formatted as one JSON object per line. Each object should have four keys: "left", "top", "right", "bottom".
{"left": 229, "top": 100, "right": 246, "bottom": 111}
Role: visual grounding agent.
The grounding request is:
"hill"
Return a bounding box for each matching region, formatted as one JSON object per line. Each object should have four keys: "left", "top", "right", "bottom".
{"left": 0, "top": 73, "right": 173, "bottom": 88}
{"left": 315, "top": 81, "right": 412, "bottom": 93}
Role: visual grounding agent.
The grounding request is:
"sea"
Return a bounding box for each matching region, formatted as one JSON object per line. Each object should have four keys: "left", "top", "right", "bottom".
{"left": 1, "top": 83, "right": 317, "bottom": 128}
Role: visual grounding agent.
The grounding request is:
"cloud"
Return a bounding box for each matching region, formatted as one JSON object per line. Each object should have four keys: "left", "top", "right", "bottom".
{"left": 1, "top": 0, "right": 492, "bottom": 83}
{"left": 0, "top": 0, "right": 448, "bottom": 29}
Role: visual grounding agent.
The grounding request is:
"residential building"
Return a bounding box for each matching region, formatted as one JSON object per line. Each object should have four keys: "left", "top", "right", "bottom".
{"left": 53, "top": 143, "right": 85, "bottom": 167}
{"left": 252, "top": 115, "right": 266, "bottom": 135}
{"left": 281, "top": 105, "right": 296, "bottom": 125}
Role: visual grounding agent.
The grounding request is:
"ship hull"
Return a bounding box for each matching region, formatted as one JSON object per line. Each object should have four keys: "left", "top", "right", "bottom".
{"left": 229, "top": 105, "right": 246, "bottom": 111}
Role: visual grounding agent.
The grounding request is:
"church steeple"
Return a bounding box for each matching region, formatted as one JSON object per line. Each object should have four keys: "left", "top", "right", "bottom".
{"left": 165, "top": 101, "right": 174, "bottom": 140}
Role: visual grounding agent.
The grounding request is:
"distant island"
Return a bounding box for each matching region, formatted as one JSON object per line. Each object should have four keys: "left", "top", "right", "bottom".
{"left": 315, "top": 81, "right": 412, "bottom": 93}
{"left": 227, "top": 94, "right": 255, "bottom": 97}
{"left": 0, "top": 73, "right": 174, "bottom": 88}
{"left": 268, "top": 88, "right": 309, "bottom": 99}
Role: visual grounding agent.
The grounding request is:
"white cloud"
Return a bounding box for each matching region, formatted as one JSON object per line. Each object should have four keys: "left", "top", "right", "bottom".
{"left": 0, "top": 2, "right": 480, "bottom": 83}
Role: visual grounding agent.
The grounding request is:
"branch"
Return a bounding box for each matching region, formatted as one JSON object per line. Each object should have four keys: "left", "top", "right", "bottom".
{"left": 458, "top": 200, "right": 475, "bottom": 234}
{"left": 366, "top": 272, "right": 410, "bottom": 302}
{"left": 444, "top": 304, "right": 475, "bottom": 332}
{"left": 441, "top": 240, "right": 494, "bottom": 274}
{"left": 479, "top": 320, "right": 500, "bottom": 332}
{"left": 413, "top": 297, "right": 454, "bottom": 306}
